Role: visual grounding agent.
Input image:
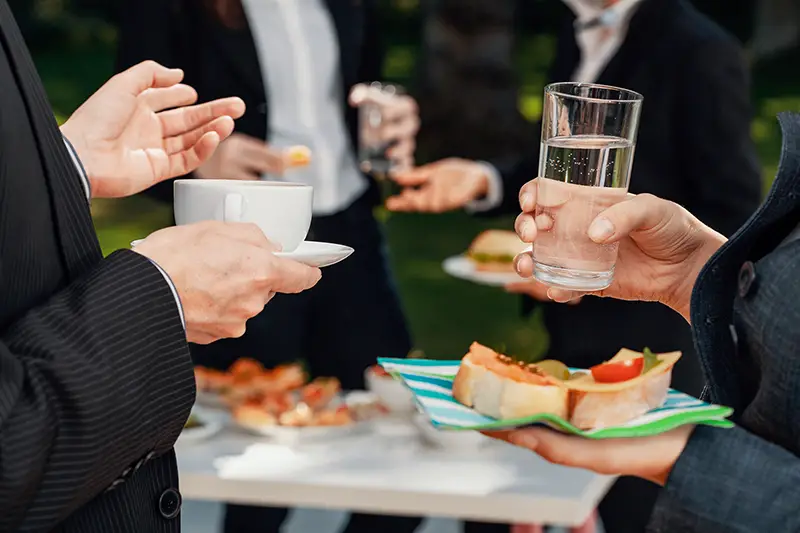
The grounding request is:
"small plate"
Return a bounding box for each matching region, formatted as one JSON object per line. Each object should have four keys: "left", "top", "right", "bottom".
{"left": 233, "top": 419, "right": 368, "bottom": 445}
{"left": 132, "top": 239, "right": 353, "bottom": 269}
{"left": 442, "top": 255, "right": 525, "bottom": 287}
{"left": 276, "top": 241, "right": 354, "bottom": 268}
{"left": 178, "top": 406, "right": 225, "bottom": 446}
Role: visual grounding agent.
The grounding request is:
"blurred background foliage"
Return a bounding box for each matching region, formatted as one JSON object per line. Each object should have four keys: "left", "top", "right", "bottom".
{"left": 16, "top": 0, "right": 800, "bottom": 360}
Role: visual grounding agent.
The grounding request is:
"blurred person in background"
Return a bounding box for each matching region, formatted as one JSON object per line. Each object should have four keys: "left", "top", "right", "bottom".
{"left": 386, "top": 0, "right": 762, "bottom": 532}
{"left": 117, "top": 1, "right": 422, "bottom": 533}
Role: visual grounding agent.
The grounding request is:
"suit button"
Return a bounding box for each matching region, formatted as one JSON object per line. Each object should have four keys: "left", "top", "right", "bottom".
{"left": 158, "top": 488, "right": 182, "bottom": 519}
{"left": 738, "top": 261, "right": 756, "bottom": 297}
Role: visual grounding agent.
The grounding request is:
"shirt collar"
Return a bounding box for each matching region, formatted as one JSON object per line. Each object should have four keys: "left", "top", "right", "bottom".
{"left": 564, "top": 0, "right": 645, "bottom": 31}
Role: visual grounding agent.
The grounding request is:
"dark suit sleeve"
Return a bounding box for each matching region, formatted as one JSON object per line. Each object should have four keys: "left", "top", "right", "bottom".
{"left": 648, "top": 424, "right": 800, "bottom": 532}
{"left": 115, "top": 0, "right": 184, "bottom": 204}
{"left": 678, "top": 39, "right": 762, "bottom": 237}
{"left": 0, "top": 250, "right": 194, "bottom": 531}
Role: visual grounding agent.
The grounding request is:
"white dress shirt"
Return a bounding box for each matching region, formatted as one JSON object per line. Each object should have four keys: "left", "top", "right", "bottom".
{"left": 472, "top": 0, "right": 644, "bottom": 212}
{"left": 63, "top": 137, "right": 186, "bottom": 329}
{"left": 241, "top": 0, "right": 368, "bottom": 216}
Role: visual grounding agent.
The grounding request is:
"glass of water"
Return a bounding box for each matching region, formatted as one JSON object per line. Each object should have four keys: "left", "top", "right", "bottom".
{"left": 533, "top": 82, "right": 643, "bottom": 291}
{"left": 357, "top": 82, "right": 405, "bottom": 178}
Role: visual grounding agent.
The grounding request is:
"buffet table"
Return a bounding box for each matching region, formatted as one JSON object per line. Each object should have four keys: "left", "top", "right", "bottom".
{"left": 176, "top": 417, "right": 615, "bottom": 527}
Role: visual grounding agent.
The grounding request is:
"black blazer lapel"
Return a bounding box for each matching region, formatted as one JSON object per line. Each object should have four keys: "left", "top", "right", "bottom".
{"left": 324, "top": 0, "right": 364, "bottom": 91}
{"left": 0, "top": 1, "right": 101, "bottom": 279}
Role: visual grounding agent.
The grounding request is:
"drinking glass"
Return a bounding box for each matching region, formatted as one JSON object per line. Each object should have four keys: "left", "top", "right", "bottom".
{"left": 357, "top": 82, "right": 405, "bottom": 178}
{"left": 533, "top": 82, "right": 643, "bottom": 291}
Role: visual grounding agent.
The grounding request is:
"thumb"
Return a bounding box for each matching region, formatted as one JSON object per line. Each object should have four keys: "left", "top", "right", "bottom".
{"left": 587, "top": 193, "right": 668, "bottom": 244}
{"left": 113, "top": 61, "right": 184, "bottom": 97}
{"left": 269, "top": 258, "right": 322, "bottom": 294}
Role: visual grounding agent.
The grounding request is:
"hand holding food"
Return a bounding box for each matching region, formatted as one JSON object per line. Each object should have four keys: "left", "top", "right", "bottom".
{"left": 386, "top": 158, "right": 490, "bottom": 213}
{"left": 514, "top": 180, "right": 726, "bottom": 322}
{"left": 195, "top": 132, "right": 294, "bottom": 180}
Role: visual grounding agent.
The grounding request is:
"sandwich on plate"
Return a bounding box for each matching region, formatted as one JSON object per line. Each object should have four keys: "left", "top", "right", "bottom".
{"left": 452, "top": 342, "right": 682, "bottom": 430}
{"left": 466, "top": 230, "right": 529, "bottom": 273}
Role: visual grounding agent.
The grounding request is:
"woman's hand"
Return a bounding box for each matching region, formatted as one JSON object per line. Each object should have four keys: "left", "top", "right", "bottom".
{"left": 514, "top": 179, "right": 726, "bottom": 322}
{"left": 386, "top": 158, "right": 490, "bottom": 212}
{"left": 195, "top": 133, "right": 289, "bottom": 181}
{"left": 350, "top": 84, "right": 419, "bottom": 170}
{"left": 486, "top": 425, "right": 695, "bottom": 486}
{"left": 60, "top": 61, "right": 245, "bottom": 198}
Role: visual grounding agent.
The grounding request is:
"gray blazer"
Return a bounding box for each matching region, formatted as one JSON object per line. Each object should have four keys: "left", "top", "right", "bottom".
{"left": 647, "top": 112, "right": 800, "bottom": 532}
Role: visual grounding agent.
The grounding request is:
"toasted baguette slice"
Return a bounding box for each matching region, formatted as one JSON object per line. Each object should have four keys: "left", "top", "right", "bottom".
{"left": 453, "top": 343, "right": 568, "bottom": 420}
{"left": 566, "top": 349, "right": 682, "bottom": 430}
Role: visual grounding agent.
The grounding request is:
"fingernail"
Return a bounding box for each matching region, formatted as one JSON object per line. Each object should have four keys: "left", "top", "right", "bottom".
{"left": 520, "top": 192, "right": 534, "bottom": 211}
{"left": 588, "top": 217, "right": 614, "bottom": 242}
{"left": 521, "top": 218, "right": 533, "bottom": 239}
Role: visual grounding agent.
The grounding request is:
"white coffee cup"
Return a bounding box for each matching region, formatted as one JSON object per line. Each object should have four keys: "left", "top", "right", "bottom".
{"left": 174, "top": 179, "right": 313, "bottom": 253}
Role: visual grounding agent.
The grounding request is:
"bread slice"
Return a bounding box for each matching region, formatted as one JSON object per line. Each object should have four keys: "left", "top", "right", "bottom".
{"left": 453, "top": 343, "right": 568, "bottom": 420}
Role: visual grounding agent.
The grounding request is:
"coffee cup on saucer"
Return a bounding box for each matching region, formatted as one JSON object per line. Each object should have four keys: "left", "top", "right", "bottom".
{"left": 173, "top": 179, "right": 313, "bottom": 253}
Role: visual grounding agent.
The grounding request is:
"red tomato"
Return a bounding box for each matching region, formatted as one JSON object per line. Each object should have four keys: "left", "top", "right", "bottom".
{"left": 590, "top": 357, "right": 644, "bottom": 383}
{"left": 371, "top": 365, "right": 391, "bottom": 378}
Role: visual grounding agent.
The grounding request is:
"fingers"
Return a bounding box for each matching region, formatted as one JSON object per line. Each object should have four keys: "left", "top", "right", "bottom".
{"left": 140, "top": 84, "right": 198, "bottom": 113}
{"left": 265, "top": 258, "right": 322, "bottom": 294}
{"left": 216, "top": 222, "right": 280, "bottom": 251}
{"left": 503, "top": 428, "right": 625, "bottom": 474}
{"left": 504, "top": 280, "right": 551, "bottom": 301}
{"left": 587, "top": 193, "right": 666, "bottom": 244}
{"left": 390, "top": 165, "right": 434, "bottom": 187}
{"left": 240, "top": 141, "right": 286, "bottom": 175}
{"left": 165, "top": 131, "right": 221, "bottom": 178}
{"left": 518, "top": 179, "right": 538, "bottom": 213}
{"left": 514, "top": 251, "right": 534, "bottom": 278}
{"left": 164, "top": 115, "right": 235, "bottom": 155}
{"left": 386, "top": 138, "right": 415, "bottom": 163}
{"left": 160, "top": 97, "right": 246, "bottom": 137}
{"left": 113, "top": 60, "right": 184, "bottom": 97}
{"left": 515, "top": 213, "right": 537, "bottom": 243}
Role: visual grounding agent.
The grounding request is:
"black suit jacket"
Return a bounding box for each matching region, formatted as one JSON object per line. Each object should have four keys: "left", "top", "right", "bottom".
{"left": 0, "top": 2, "right": 194, "bottom": 531}
{"left": 116, "top": 0, "right": 384, "bottom": 206}
{"left": 492, "top": 0, "right": 762, "bottom": 394}
{"left": 648, "top": 113, "right": 800, "bottom": 532}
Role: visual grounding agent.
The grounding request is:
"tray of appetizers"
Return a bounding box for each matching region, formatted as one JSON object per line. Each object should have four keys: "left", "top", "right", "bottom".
{"left": 379, "top": 342, "right": 734, "bottom": 439}
{"left": 194, "top": 359, "right": 387, "bottom": 444}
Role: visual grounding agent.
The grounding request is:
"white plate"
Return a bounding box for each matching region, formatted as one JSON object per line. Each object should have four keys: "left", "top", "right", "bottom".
{"left": 442, "top": 255, "right": 525, "bottom": 287}
{"left": 195, "top": 390, "right": 227, "bottom": 410}
{"left": 275, "top": 241, "right": 354, "bottom": 268}
{"left": 132, "top": 239, "right": 353, "bottom": 269}
{"left": 178, "top": 407, "right": 225, "bottom": 445}
{"left": 233, "top": 419, "right": 368, "bottom": 445}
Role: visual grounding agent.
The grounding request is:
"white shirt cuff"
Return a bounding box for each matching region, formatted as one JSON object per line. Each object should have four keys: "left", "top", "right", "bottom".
{"left": 62, "top": 135, "right": 186, "bottom": 331}
{"left": 146, "top": 258, "right": 187, "bottom": 330}
{"left": 465, "top": 161, "right": 504, "bottom": 213}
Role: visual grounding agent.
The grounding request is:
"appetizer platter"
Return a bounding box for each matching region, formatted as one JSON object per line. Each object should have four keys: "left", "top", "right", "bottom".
{"left": 177, "top": 406, "right": 224, "bottom": 445}
{"left": 442, "top": 230, "right": 530, "bottom": 287}
{"left": 195, "top": 359, "right": 386, "bottom": 444}
{"left": 379, "top": 343, "right": 734, "bottom": 438}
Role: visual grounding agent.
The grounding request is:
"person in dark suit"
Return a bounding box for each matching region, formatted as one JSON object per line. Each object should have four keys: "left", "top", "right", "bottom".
{"left": 496, "top": 111, "right": 800, "bottom": 533}
{"left": 0, "top": 1, "right": 322, "bottom": 529}
{"left": 386, "top": 0, "right": 762, "bottom": 531}
{"left": 117, "top": 2, "right": 422, "bottom": 533}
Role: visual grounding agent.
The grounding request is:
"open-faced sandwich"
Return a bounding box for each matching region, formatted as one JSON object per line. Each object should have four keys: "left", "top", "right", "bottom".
{"left": 466, "top": 230, "right": 529, "bottom": 273}
{"left": 285, "top": 145, "right": 312, "bottom": 168}
{"left": 453, "top": 342, "right": 681, "bottom": 430}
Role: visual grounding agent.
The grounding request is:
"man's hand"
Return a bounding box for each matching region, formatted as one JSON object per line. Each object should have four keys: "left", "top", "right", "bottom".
{"left": 60, "top": 61, "right": 245, "bottom": 199}
{"left": 485, "top": 425, "right": 695, "bottom": 486}
{"left": 505, "top": 279, "right": 582, "bottom": 305}
{"left": 133, "top": 222, "right": 321, "bottom": 345}
{"left": 386, "top": 158, "right": 489, "bottom": 213}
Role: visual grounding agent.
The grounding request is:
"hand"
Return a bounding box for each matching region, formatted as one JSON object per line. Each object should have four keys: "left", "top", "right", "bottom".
{"left": 485, "top": 425, "right": 695, "bottom": 486}
{"left": 195, "top": 133, "right": 289, "bottom": 181}
{"left": 133, "top": 222, "right": 321, "bottom": 345}
{"left": 386, "top": 158, "right": 489, "bottom": 213}
{"left": 60, "top": 60, "right": 245, "bottom": 198}
{"left": 505, "top": 279, "right": 583, "bottom": 305}
{"left": 514, "top": 179, "right": 726, "bottom": 322}
{"left": 350, "top": 84, "right": 419, "bottom": 169}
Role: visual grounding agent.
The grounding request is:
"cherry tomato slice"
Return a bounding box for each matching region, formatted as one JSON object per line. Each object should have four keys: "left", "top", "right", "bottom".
{"left": 590, "top": 357, "right": 644, "bottom": 383}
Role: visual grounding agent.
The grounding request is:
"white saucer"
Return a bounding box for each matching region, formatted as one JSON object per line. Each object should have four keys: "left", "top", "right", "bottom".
{"left": 131, "top": 239, "right": 353, "bottom": 268}
{"left": 276, "top": 241, "right": 354, "bottom": 268}
{"left": 442, "top": 255, "right": 525, "bottom": 287}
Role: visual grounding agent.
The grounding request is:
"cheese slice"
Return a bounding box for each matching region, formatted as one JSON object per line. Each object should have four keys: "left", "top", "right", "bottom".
{"left": 562, "top": 349, "right": 682, "bottom": 393}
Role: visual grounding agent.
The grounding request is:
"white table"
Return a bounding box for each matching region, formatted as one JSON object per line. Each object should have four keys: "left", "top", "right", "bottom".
{"left": 177, "top": 419, "right": 615, "bottom": 527}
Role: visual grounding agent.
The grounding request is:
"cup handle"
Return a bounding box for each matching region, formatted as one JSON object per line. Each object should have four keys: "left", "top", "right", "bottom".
{"left": 223, "top": 193, "right": 245, "bottom": 222}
